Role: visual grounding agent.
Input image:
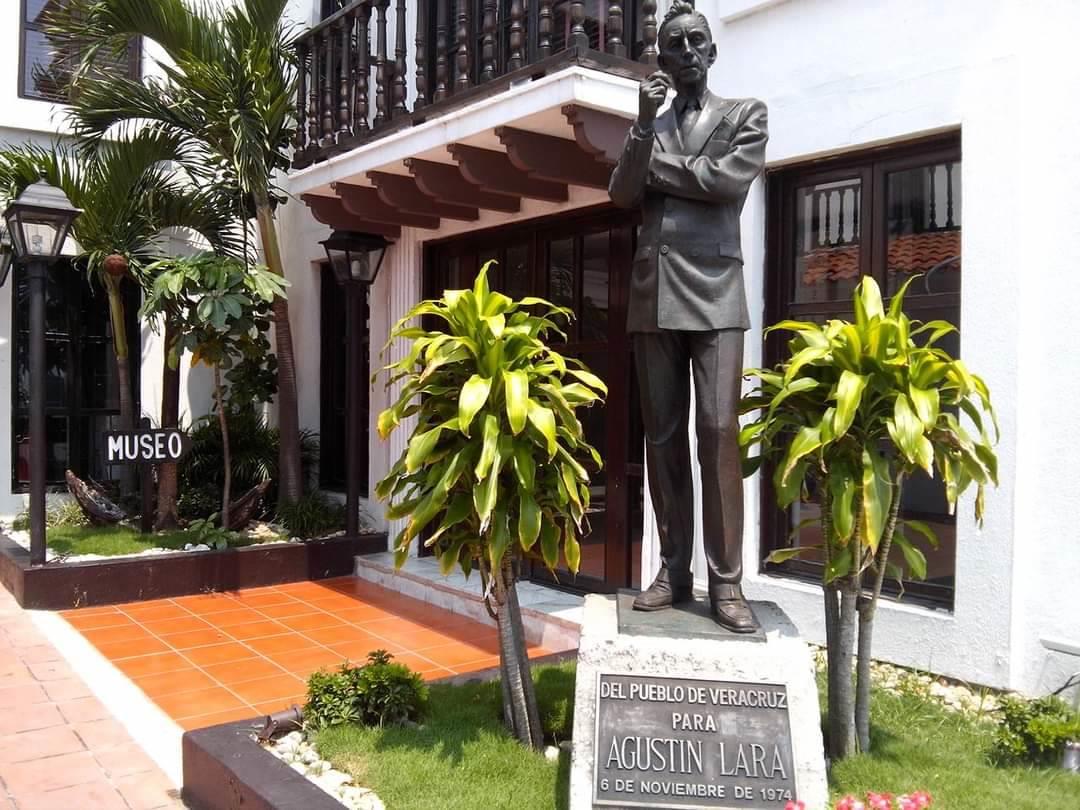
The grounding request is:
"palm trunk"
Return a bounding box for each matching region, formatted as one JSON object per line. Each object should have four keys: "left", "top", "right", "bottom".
{"left": 855, "top": 472, "right": 906, "bottom": 753}
{"left": 495, "top": 557, "right": 542, "bottom": 748}
{"left": 155, "top": 317, "right": 181, "bottom": 530}
{"left": 103, "top": 274, "right": 135, "bottom": 494}
{"left": 214, "top": 365, "right": 231, "bottom": 530}
{"left": 253, "top": 194, "right": 302, "bottom": 504}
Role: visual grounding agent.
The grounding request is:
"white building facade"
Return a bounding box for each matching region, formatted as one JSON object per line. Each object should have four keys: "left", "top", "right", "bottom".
{"left": 1, "top": 0, "right": 1077, "bottom": 699}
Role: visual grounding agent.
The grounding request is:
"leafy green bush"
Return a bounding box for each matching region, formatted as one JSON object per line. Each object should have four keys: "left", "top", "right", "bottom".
{"left": 305, "top": 650, "right": 428, "bottom": 730}
{"left": 991, "top": 694, "right": 1080, "bottom": 765}
{"left": 275, "top": 491, "right": 345, "bottom": 539}
{"left": 12, "top": 499, "right": 91, "bottom": 531}
{"left": 178, "top": 405, "right": 319, "bottom": 520}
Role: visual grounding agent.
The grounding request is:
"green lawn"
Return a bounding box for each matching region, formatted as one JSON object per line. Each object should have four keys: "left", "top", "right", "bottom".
{"left": 313, "top": 662, "right": 1080, "bottom": 810}
{"left": 45, "top": 525, "right": 272, "bottom": 556}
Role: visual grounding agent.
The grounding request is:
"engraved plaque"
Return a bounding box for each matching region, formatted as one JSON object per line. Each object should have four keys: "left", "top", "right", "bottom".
{"left": 593, "top": 673, "right": 797, "bottom": 808}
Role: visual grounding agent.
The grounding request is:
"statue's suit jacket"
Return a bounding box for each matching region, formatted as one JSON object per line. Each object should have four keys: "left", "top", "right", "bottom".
{"left": 609, "top": 92, "right": 768, "bottom": 333}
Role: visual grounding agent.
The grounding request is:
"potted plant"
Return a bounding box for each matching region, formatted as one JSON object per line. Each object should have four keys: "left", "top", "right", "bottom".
{"left": 740, "top": 276, "right": 998, "bottom": 759}
{"left": 375, "top": 263, "right": 606, "bottom": 748}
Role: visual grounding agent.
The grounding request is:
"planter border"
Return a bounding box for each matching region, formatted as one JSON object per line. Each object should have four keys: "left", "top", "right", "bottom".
{"left": 0, "top": 531, "right": 387, "bottom": 610}
{"left": 181, "top": 650, "right": 578, "bottom": 810}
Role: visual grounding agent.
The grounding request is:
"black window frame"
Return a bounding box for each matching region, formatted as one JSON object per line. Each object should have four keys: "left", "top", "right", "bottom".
{"left": 19, "top": 0, "right": 142, "bottom": 103}
{"left": 762, "top": 131, "right": 962, "bottom": 610}
{"left": 10, "top": 262, "right": 141, "bottom": 492}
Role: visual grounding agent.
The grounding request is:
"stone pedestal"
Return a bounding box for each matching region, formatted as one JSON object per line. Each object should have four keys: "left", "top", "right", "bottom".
{"left": 569, "top": 594, "right": 828, "bottom": 809}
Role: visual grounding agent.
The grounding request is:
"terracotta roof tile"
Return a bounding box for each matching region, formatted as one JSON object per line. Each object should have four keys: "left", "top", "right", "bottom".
{"left": 800, "top": 230, "right": 961, "bottom": 288}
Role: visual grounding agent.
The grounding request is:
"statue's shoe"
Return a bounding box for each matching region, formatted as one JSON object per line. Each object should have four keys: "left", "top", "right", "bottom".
{"left": 710, "top": 596, "right": 760, "bottom": 633}
{"left": 632, "top": 571, "right": 693, "bottom": 611}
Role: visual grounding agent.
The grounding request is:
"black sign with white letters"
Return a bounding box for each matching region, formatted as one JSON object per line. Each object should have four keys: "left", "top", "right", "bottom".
{"left": 594, "top": 673, "right": 796, "bottom": 808}
{"left": 104, "top": 429, "right": 189, "bottom": 464}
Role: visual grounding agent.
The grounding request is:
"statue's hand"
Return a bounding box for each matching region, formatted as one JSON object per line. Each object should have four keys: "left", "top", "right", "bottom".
{"left": 638, "top": 71, "right": 671, "bottom": 129}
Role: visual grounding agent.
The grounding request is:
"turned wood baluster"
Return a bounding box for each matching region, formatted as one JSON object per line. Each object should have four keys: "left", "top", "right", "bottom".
{"left": 480, "top": 0, "right": 496, "bottom": 81}
{"left": 354, "top": 4, "right": 371, "bottom": 132}
{"left": 414, "top": 0, "right": 427, "bottom": 108}
{"left": 338, "top": 17, "right": 352, "bottom": 137}
{"left": 321, "top": 29, "right": 336, "bottom": 145}
{"left": 393, "top": 0, "right": 407, "bottom": 113}
{"left": 307, "top": 37, "right": 320, "bottom": 147}
{"left": 537, "top": 0, "right": 553, "bottom": 59}
{"left": 434, "top": 0, "right": 449, "bottom": 100}
{"left": 508, "top": 0, "right": 524, "bottom": 71}
{"left": 455, "top": 0, "right": 470, "bottom": 90}
{"left": 569, "top": 0, "right": 588, "bottom": 49}
{"left": 640, "top": 0, "right": 658, "bottom": 64}
{"left": 295, "top": 42, "right": 308, "bottom": 150}
{"left": 374, "top": 0, "right": 389, "bottom": 127}
{"left": 606, "top": 0, "right": 625, "bottom": 57}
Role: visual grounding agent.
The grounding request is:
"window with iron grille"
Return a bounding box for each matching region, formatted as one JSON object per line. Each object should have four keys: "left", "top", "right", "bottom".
{"left": 20, "top": 0, "right": 140, "bottom": 103}
{"left": 763, "top": 132, "right": 962, "bottom": 609}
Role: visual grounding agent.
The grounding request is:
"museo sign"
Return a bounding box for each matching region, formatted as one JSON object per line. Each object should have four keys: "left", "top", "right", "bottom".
{"left": 593, "top": 673, "right": 796, "bottom": 808}
{"left": 105, "top": 429, "right": 189, "bottom": 464}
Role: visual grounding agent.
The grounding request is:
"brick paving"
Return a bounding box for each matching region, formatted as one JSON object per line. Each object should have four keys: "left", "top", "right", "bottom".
{"left": 61, "top": 577, "right": 556, "bottom": 730}
{"left": 0, "top": 589, "right": 183, "bottom": 810}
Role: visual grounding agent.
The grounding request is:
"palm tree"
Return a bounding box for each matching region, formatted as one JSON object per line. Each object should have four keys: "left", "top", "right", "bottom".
{"left": 45, "top": 0, "right": 306, "bottom": 505}
{"left": 0, "top": 130, "right": 242, "bottom": 520}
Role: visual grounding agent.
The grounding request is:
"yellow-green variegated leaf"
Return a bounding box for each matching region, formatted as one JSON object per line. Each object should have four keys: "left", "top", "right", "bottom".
{"left": 488, "top": 507, "right": 511, "bottom": 571}
{"left": 564, "top": 526, "right": 581, "bottom": 574}
{"left": 766, "top": 546, "right": 819, "bottom": 564}
{"left": 567, "top": 368, "right": 608, "bottom": 394}
{"left": 504, "top": 369, "right": 529, "bottom": 434}
{"left": 860, "top": 448, "right": 892, "bottom": 551}
{"left": 376, "top": 408, "right": 398, "bottom": 440}
{"left": 891, "top": 532, "right": 927, "bottom": 580}
{"left": 854, "top": 276, "right": 884, "bottom": 328}
{"left": 781, "top": 424, "right": 822, "bottom": 484}
{"left": 539, "top": 520, "right": 560, "bottom": 569}
{"left": 518, "top": 491, "right": 541, "bottom": 550}
{"left": 405, "top": 425, "right": 443, "bottom": 473}
{"left": 909, "top": 385, "right": 940, "bottom": 429}
{"left": 828, "top": 467, "right": 856, "bottom": 542}
{"left": 458, "top": 375, "right": 492, "bottom": 436}
{"left": 527, "top": 400, "right": 558, "bottom": 458}
{"left": 512, "top": 442, "right": 536, "bottom": 490}
{"left": 892, "top": 394, "right": 923, "bottom": 465}
{"left": 832, "top": 371, "right": 867, "bottom": 438}
{"left": 475, "top": 414, "right": 500, "bottom": 480}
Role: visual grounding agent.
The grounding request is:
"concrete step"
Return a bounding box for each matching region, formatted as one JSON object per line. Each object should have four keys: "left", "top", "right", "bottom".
{"left": 353, "top": 552, "right": 582, "bottom": 652}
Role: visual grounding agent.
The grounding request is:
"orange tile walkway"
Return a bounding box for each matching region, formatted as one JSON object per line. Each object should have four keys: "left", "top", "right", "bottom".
{"left": 61, "top": 577, "right": 554, "bottom": 731}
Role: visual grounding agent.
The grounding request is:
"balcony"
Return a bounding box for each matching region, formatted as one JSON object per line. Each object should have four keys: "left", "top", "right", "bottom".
{"left": 292, "top": 0, "right": 656, "bottom": 169}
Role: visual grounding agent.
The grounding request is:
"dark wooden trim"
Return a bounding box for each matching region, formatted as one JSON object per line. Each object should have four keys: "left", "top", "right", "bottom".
{"left": 496, "top": 126, "right": 613, "bottom": 188}
{"left": 292, "top": 47, "right": 650, "bottom": 169}
{"left": 447, "top": 143, "right": 569, "bottom": 202}
{"left": 300, "top": 193, "right": 403, "bottom": 238}
{"left": 404, "top": 158, "right": 521, "bottom": 212}
{"left": 0, "top": 532, "right": 388, "bottom": 611}
{"left": 368, "top": 171, "right": 479, "bottom": 220}
{"left": 332, "top": 182, "right": 441, "bottom": 229}
{"left": 562, "top": 104, "right": 632, "bottom": 162}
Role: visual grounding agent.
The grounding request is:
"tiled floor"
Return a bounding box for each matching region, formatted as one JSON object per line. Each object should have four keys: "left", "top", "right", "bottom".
{"left": 0, "top": 587, "right": 182, "bottom": 809}
{"left": 61, "top": 577, "right": 554, "bottom": 731}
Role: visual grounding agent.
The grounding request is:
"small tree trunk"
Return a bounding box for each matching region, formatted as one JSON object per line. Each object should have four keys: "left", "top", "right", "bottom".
{"left": 155, "top": 318, "right": 181, "bottom": 530}
{"left": 507, "top": 566, "right": 543, "bottom": 747}
{"left": 214, "top": 366, "right": 231, "bottom": 530}
{"left": 254, "top": 195, "right": 302, "bottom": 504}
{"left": 830, "top": 571, "right": 859, "bottom": 760}
{"left": 819, "top": 487, "right": 840, "bottom": 752}
{"left": 494, "top": 557, "right": 542, "bottom": 748}
{"left": 854, "top": 471, "right": 906, "bottom": 753}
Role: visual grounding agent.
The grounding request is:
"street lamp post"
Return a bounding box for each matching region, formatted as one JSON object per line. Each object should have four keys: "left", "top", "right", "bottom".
{"left": 321, "top": 231, "right": 389, "bottom": 538}
{"left": 2, "top": 180, "right": 82, "bottom": 566}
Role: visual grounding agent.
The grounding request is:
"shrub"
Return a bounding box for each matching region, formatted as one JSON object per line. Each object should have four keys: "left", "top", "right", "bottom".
{"left": 305, "top": 650, "right": 428, "bottom": 730}
{"left": 991, "top": 694, "right": 1080, "bottom": 766}
{"left": 275, "top": 491, "right": 345, "bottom": 539}
{"left": 12, "top": 499, "right": 91, "bottom": 531}
{"left": 178, "top": 405, "right": 319, "bottom": 520}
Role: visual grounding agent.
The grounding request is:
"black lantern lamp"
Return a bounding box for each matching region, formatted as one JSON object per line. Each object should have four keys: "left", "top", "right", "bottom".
{"left": 320, "top": 230, "right": 389, "bottom": 286}
{"left": 3, "top": 179, "right": 82, "bottom": 566}
{"left": 0, "top": 220, "right": 12, "bottom": 288}
{"left": 3, "top": 178, "right": 82, "bottom": 261}
{"left": 319, "top": 230, "right": 391, "bottom": 539}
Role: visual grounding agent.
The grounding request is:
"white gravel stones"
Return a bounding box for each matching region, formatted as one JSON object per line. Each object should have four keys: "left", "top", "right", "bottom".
{"left": 264, "top": 730, "right": 385, "bottom": 810}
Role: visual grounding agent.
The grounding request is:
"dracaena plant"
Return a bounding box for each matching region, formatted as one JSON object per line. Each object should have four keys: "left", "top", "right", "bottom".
{"left": 375, "top": 262, "right": 606, "bottom": 748}
{"left": 740, "top": 275, "right": 998, "bottom": 760}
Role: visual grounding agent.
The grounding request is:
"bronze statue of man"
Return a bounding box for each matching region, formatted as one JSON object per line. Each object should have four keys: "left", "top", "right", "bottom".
{"left": 609, "top": 1, "right": 768, "bottom": 632}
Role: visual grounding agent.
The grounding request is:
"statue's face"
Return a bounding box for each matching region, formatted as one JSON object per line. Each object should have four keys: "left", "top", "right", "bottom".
{"left": 658, "top": 14, "right": 716, "bottom": 87}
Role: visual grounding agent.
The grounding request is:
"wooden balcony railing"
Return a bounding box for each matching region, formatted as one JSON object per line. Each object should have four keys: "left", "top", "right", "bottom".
{"left": 293, "top": 0, "right": 656, "bottom": 167}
